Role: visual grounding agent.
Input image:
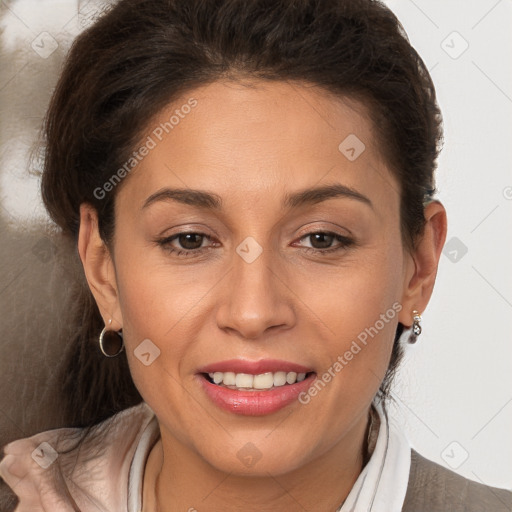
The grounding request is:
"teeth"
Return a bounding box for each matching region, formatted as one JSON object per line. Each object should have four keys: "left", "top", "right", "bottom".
{"left": 286, "top": 372, "right": 297, "bottom": 384}
{"left": 253, "top": 373, "right": 274, "bottom": 389}
{"left": 223, "top": 372, "right": 236, "bottom": 385}
{"left": 235, "top": 373, "right": 253, "bottom": 388}
{"left": 206, "top": 371, "right": 310, "bottom": 389}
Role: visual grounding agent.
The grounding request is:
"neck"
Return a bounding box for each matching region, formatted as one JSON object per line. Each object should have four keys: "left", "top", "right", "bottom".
{"left": 143, "top": 406, "right": 379, "bottom": 512}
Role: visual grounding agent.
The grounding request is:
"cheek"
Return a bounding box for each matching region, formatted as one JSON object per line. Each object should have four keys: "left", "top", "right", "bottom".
{"left": 305, "top": 235, "right": 403, "bottom": 334}
{"left": 112, "top": 253, "right": 205, "bottom": 393}
{"left": 301, "top": 238, "right": 403, "bottom": 398}
{"left": 112, "top": 239, "right": 238, "bottom": 408}
{"left": 114, "top": 231, "right": 218, "bottom": 341}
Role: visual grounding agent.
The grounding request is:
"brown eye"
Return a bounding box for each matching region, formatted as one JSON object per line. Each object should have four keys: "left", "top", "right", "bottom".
{"left": 308, "top": 232, "right": 336, "bottom": 249}
{"left": 175, "top": 233, "right": 205, "bottom": 250}
{"left": 295, "top": 231, "right": 355, "bottom": 255}
{"left": 156, "top": 231, "right": 215, "bottom": 257}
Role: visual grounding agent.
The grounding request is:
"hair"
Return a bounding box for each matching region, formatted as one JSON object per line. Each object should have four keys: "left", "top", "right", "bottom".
{"left": 40, "top": 0, "right": 442, "bottom": 443}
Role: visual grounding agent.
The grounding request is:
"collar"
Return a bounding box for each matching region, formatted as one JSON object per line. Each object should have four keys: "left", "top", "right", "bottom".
{"left": 337, "top": 400, "right": 411, "bottom": 512}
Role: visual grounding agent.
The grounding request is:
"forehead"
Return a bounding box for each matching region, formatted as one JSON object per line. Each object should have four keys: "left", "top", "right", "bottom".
{"left": 116, "top": 79, "right": 398, "bottom": 215}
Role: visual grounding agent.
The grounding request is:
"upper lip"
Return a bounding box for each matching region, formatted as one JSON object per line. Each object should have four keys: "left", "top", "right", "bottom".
{"left": 197, "top": 359, "right": 314, "bottom": 375}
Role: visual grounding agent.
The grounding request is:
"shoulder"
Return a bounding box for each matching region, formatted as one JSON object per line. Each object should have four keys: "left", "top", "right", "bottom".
{"left": 402, "top": 448, "right": 512, "bottom": 512}
{"left": 0, "top": 401, "right": 156, "bottom": 512}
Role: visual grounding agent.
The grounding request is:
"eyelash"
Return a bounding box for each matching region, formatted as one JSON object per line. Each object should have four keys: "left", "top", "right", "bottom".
{"left": 155, "top": 231, "right": 354, "bottom": 258}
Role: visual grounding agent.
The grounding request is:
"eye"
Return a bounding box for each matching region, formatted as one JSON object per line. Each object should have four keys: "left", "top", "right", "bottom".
{"left": 294, "top": 231, "right": 354, "bottom": 255}
{"left": 156, "top": 232, "right": 216, "bottom": 257}
{"left": 155, "top": 230, "right": 354, "bottom": 258}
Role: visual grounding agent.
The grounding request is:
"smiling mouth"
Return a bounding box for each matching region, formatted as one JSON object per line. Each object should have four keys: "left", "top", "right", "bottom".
{"left": 201, "top": 371, "right": 316, "bottom": 391}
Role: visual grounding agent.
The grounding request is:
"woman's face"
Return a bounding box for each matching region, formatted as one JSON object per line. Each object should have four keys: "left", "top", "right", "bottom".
{"left": 90, "top": 80, "right": 418, "bottom": 476}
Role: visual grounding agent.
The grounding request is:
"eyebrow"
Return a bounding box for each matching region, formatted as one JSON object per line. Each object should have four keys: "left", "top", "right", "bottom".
{"left": 142, "top": 183, "right": 373, "bottom": 211}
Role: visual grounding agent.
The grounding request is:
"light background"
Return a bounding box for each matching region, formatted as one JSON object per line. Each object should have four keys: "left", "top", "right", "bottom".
{"left": 0, "top": 0, "right": 511, "bottom": 490}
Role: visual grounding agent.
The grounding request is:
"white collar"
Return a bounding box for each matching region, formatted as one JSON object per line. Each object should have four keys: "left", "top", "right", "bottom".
{"left": 337, "top": 401, "right": 411, "bottom": 512}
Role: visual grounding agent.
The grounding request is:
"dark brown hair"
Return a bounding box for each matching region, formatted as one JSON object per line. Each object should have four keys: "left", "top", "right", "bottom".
{"left": 41, "top": 0, "right": 442, "bottom": 433}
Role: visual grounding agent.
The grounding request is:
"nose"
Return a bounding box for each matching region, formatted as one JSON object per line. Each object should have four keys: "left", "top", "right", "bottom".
{"left": 215, "top": 242, "right": 295, "bottom": 340}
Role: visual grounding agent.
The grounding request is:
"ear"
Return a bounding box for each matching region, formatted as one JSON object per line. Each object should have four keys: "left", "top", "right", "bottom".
{"left": 398, "top": 200, "right": 447, "bottom": 328}
{"left": 77, "top": 203, "right": 123, "bottom": 330}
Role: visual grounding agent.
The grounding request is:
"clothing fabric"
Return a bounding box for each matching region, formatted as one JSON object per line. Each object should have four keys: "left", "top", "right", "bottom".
{"left": 0, "top": 402, "right": 159, "bottom": 511}
{"left": 403, "top": 450, "right": 512, "bottom": 511}
{"left": 337, "top": 402, "right": 410, "bottom": 511}
{"left": 1, "top": 400, "right": 511, "bottom": 512}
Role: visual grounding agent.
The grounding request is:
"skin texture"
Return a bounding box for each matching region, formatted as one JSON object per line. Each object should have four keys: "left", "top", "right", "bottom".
{"left": 78, "top": 80, "right": 447, "bottom": 512}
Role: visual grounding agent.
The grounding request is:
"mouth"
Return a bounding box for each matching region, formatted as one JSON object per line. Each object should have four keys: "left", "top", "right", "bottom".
{"left": 200, "top": 370, "right": 316, "bottom": 391}
{"left": 195, "top": 360, "right": 317, "bottom": 416}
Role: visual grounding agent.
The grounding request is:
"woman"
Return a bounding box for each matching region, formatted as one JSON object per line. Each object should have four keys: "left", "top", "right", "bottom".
{"left": 0, "top": 0, "right": 510, "bottom": 510}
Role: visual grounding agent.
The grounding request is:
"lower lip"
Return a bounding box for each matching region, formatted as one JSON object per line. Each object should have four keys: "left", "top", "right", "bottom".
{"left": 197, "top": 373, "right": 317, "bottom": 416}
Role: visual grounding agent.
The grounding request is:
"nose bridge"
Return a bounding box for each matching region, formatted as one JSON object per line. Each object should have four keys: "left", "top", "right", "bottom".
{"left": 234, "top": 236, "right": 274, "bottom": 298}
{"left": 216, "top": 235, "right": 294, "bottom": 339}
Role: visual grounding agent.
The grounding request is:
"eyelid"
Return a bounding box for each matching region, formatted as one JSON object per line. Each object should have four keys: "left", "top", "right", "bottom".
{"left": 156, "top": 228, "right": 355, "bottom": 260}
{"left": 158, "top": 226, "right": 351, "bottom": 245}
{"left": 294, "top": 220, "right": 353, "bottom": 240}
{"left": 293, "top": 230, "right": 354, "bottom": 251}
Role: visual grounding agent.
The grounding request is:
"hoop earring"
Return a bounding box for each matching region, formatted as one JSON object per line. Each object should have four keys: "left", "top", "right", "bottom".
{"left": 99, "top": 319, "right": 125, "bottom": 357}
{"left": 408, "top": 310, "right": 422, "bottom": 344}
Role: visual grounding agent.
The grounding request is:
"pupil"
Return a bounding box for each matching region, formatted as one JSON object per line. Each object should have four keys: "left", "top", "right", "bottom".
{"left": 311, "top": 233, "right": 333, "bottom": 249}
{"left": 180, "top": 233, "right": 202, "bottom": 249}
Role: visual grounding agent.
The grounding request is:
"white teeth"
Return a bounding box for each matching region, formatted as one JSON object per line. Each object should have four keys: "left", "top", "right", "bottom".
{"left": 205, "top": 370, "right": 310, "bottom": 389}
{"left": 223, "top": 372, "right": 236, "bottom": 386}
{"left": 235, "top": 373, "right": 254, "bottom": 388}
{"left": 273, "top": 371, "right": 287, "bottom": 386}
{"left": 286, "top": 372, "right": 297, "bottom": 384}
{"left": 253, "top": 372, "right": 274, "bottom": 389}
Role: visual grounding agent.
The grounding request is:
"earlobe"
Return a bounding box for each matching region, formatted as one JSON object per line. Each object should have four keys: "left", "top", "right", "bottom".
{"left": 77, "top": 203, "right": 123, "bottom": 330}
{"left": 399, "top": 200, "right": 448, "bottom": 327}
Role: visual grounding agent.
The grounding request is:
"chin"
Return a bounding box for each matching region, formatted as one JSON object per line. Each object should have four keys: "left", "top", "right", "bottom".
{"left": 196, "top": 438, "right": 307, "bottom": 477}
